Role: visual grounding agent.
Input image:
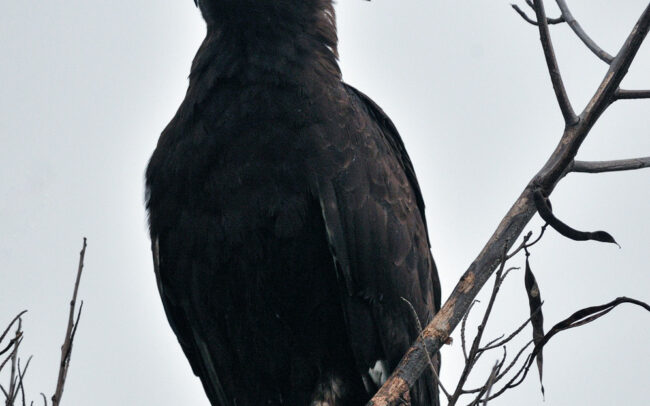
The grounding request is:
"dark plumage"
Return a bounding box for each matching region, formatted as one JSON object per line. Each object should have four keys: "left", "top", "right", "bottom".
{"left": 145, "top": 1, "right": 441, "bottom": 405}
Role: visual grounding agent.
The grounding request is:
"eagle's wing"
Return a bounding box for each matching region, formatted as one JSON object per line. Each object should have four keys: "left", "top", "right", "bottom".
{"left": 316, "top": 83, "right": 440, "bottom": 403}
{"left": 151, "top": 238, "right": 231, "bottom": 406}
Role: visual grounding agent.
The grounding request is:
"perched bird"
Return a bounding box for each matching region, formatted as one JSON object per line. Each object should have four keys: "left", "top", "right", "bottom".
{"left": 146, "top": 1, "right": 441, "bottom": 405}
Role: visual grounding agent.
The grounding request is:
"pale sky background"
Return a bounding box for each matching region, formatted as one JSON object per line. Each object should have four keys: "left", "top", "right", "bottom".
{"left": 1, "top": 1, "right": 648, "bottom": 405}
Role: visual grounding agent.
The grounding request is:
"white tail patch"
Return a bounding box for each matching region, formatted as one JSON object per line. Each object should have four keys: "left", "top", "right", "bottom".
{"left": 368, "top": 360, "right": 389, "bottom": 388}
{"left": 311, "top": 374, "right": 346, "bottom": 406}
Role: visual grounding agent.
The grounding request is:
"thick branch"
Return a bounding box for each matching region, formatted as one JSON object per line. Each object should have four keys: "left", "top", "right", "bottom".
{"left": 571, "top": 157, "right": 650, "bottom": 173}
{"left": 555, "top": 0, "right": 614, "bottom": 64}
{"left": 368, "top": 4, "right": 650, "bottom": 405}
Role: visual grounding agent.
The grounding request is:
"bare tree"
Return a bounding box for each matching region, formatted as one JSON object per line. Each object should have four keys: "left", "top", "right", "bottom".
{"left": 0, "top": 239, "right": 87, "bottom": 406}
{"left": 369, "top": 1, "right": 650, "bottom": 404}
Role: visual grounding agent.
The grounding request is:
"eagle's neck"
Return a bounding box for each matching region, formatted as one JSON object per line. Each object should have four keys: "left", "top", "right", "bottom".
{"left": 190, "top": 2, "right": 340, "bottom": 90}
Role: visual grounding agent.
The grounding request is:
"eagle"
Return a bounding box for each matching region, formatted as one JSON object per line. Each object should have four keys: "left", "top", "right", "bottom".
{"left": 145, "top": 1, "right": 441, "bottom": 405}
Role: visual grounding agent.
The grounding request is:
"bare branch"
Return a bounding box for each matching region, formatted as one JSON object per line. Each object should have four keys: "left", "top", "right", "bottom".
{"left": 490, "top": 340, "right": 534, "bottom": 393}
{"left": 511, "top": 4, "right": 565, "bottom": 26}
{"left": 616, "top": 89, "right": 650, "bottom": 100}
{"left": 481, "top": 333, "right": 505, "bottom": 351}
{"left": 479, "top": 304, "right": 542, "bottom": 352}
{"left": 0, "top": 312, "right": 27, "bottom": 355}
{"left": 532, "top": 0, "right": 578, "bottom": 125}
{"left": 581, "top": 4, "right": 650, "bottom": 129}
{"left": 571, "top": 157, "right": 650, "bottom": 173}
{"left": 447, "top": 250, "right": 514, "bottom": 406}
{"left": 506, "top": 224, "right": 548, "bottom": 260}
{"left": 482, "top": 351, "right": 534, "bottom": 400}
{"left": 554, "top": 0, "right": 614, "bottom": 63}
{"left": 51, "top": 238, "right": 87, "bottom": 406}
{"left": 460, "top": 300, "right": 479, "bottom": 362}
{"left": 401, "top": 298, "right": 450, "bottom": 400}
{"left": 483, "top": 297, "right": 650, "bottom": 402}
{"left": 482, "top": 360, "right": 501, "bottom": 406}
{"left": 0, "top": 338, "right": 22, "bottom": 376}
{"left": 368, "top": 4, "right": 650, "bottom": 404}
{"left": 17, "top": 356, "right": 33, "bottom": 406}
{"left": 8, "top": 320, "right": 22, "bottom": 406}
{"left": 0, "top": 337, "right": 21, "bottom": 361}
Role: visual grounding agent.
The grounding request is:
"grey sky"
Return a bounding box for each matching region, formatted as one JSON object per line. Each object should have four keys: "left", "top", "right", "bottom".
{"left": 1, "top": 1, "right": 648, "bottom": 405}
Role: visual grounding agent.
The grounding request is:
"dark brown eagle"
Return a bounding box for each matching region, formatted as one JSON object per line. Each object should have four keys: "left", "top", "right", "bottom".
{"left": 145, "top": 1, "right": 441, "bottom": 404}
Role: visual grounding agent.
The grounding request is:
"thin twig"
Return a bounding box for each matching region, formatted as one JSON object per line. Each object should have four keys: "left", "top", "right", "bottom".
{"left": 6, "top": 319, "right": 22, "bottom": 406}
{"left": 464, "top": 340, "right": 535, "bottom": 400}
{"left": 0, "top": 312, "right": 27, "bottom": 358}
{"left": 571, "top": 157, "right": 650, "bottom": 173}
{"left": 505, "top": 231, "right": 533, "bottom": 260}
{"left": 555, "top": 0, "right": 614, "bottom": 63}
{"left": 482, "top": 360, "right": 501, "bottom": 405}
{"left": 17, "top": 356, "right": 33, "bottom": 406}
{"left": 506, "top": 224, "right": 548, "bottom": 260}
{"left": 480, "top": 305, "right": 543, "bottom": 353}
{"left": 0, "top": 337, "right": 21, "bottom": 361}
{"left": 401, "top": 298, "right": 451, "bottom": 400}
{"left": 485, "top": 297, "right": 650, "bottom": 402}
{"left": 473, "top": 350, "right": 506, "bottom": 406}
{"left": 460, "top": 300, "right": 479, "bottom": 362}
{"left": 448, "top": 248, "right": 511, "bottom": 406}
{"left": 0, "top": 338, "right": 22, "bottom": 376}
{"left": 51, "top": 238, "right": 87, "bottom": 406}
{"left": 482, "top": 354, "right": 534, "bottom": 401}
{"left": 511, "top": 4, "right": 565, "bottom": 26}
{"left": 481, "top": 334, "right": 505, "bottom": 350}
{"left": 493, "top": 340, "right": 534, "bottom": 385}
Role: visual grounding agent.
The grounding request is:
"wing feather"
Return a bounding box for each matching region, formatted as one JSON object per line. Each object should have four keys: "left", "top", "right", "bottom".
{"left": 152, "top": 238, "right": 231, "bottom": 406}
{"left": 316, "top": 83, "right": 441, "bottom": 405}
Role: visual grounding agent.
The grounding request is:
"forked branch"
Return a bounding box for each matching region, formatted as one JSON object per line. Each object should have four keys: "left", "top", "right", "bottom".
{"left": 368, "top": 3, "right": 650, "bottom": 405}
{"left": 512, "top": 0, "right": 615, "bottom": 63}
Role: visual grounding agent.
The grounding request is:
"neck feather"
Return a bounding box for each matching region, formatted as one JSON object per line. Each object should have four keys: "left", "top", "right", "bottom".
{"left": 190, "top": 1, "right": 340, "bottom": 88}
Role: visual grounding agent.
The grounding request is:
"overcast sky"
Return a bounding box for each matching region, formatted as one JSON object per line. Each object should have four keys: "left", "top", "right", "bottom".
{"left": 1, "top": 1, "right": 648, "bottom": 405}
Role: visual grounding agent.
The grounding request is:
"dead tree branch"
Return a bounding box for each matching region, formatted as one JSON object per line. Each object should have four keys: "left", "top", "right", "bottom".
{"left": 482, "top": 297, "right": 650, "bottom": 402}
{"left": 367, "top": 3, "right": 650, "bottom": 404}
{"left": 511, "top": 4, "right": 565, "bottom": 26}
{"left": 4, "top": 319, "right": 22, "bottom": 406}
{"left": 447, "top": 250, "right": 518, "bottom": 406}
{"left": 515, "top": 0, "right": 614, "bottom": 63}
{"left": 51, "top": 238, "right": 87, "bottom": 406}
{"left": 2, "top": 240, "right": 88, "bottom": 406}
{"left": 615, "top": 89, "right": 650, "bottom": 100}
{"left": 0, "top": 313, "right": 26, "bottom": 361}
{"left": 555, "top": 0, "right": 614, "bottom": 63}
{"left": 532, "top": 0, "right": 578, "bottom": 124}
{"left": 571, "top": 157, "right": 650, "bottom": 173}
{"left": 1, "top": 320, "right": 32, "bottom": 406}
